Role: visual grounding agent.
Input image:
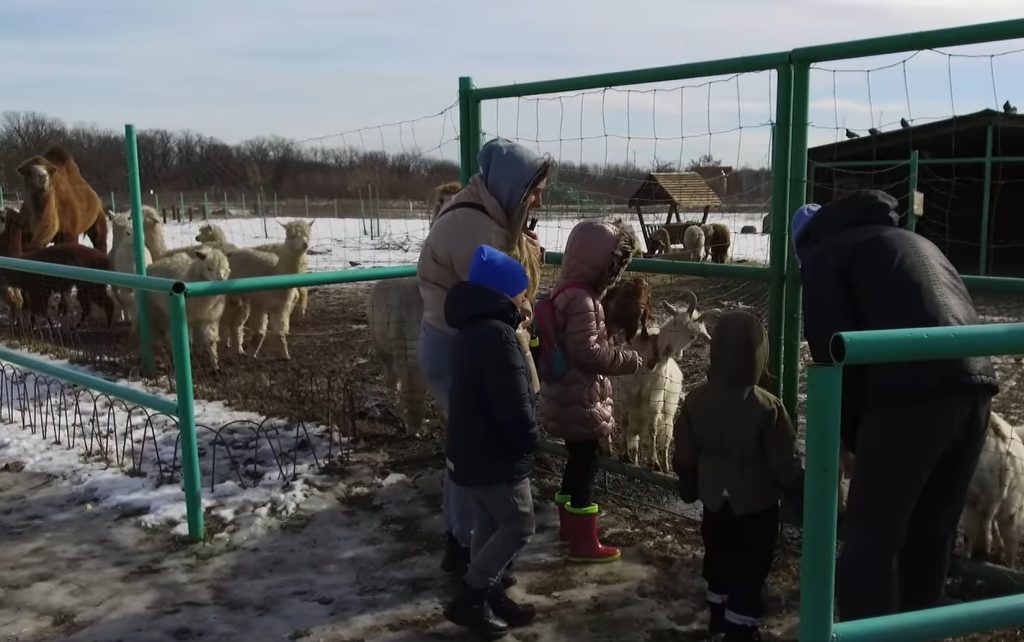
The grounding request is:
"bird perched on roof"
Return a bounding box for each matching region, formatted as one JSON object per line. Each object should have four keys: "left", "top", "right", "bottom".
{"left": 900, "top": 118, "right": 911, "bottom": 129}
{"left": 845, "top": 129, "right": 860, "bottom": 139}
{"left": 1005, "top": 100, "right": 1018, "bottom": 115}
{"left": 868, "top": 127, "right": 882, "bottom": 136}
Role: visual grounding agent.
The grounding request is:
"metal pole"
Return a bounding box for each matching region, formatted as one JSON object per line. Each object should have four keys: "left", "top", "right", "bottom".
{"left": 979, "top": 124, "right": 994, "bottom": 276}
{"left": 458, "top": 76, "right": 482, "bottom": 185}
{"left": 333, "top": 198, "right": 338, "bottom": 218}
{"left": 782, "top": 62, "right": 811, "bottom": 421}
{"left": 274, "top": 192, "right": 279, "bottom": 217}
{"left": 304, "top": 194, "right": 309, "bottom": 218}
{"left": 124, "top": 124, "right": 154, "bottom": 374}
{"left": 110, "top": 190, "right": 116, "bottom": 212}
{"left": 178, "top": 192, "right": 184, "bottom": 223}
{"left": 0, "top": 185, "right": 4, "bottom": 208}
{"left": 799, "top": 365, "right": 842, "bottom": 642}
{"left": 241, "top": 193, "right": 246, "bottom": 214}
{"left": 359, "top": 188, "right": 367, "bottom": 235}
{"left": 202, "top": 192, "right": 209, "bottom": 221}
{"left": 906, "top": 150, "right": 920, "bottom": 232}
{"left": 154, "top": 192, "right": 160, "bottom": 214}
{"left": 223, "top": 191, "right": 229, "bottom": 219}
{"left": 766, "top": 64, "right": 794, "bottom": 397}
{"left": 168, "top": 289, "right": 205, "bottom": 542}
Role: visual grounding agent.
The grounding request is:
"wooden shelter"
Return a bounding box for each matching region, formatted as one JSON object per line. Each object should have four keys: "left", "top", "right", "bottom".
{"left": 807, "top": 109, "right": 1024, "bottom": 275}
{"left": 627, "top": 172, "right": 722, "bottom": 248}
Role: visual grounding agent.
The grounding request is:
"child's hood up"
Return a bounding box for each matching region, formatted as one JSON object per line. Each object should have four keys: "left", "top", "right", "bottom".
{"left": 557, "top": 220, "right": 638, "bottom": 295}
{"left": 707, "top": 310, "right": 768, "bottom": 387}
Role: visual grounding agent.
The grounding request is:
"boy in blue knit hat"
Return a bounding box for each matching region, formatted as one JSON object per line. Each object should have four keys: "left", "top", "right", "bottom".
{"left": 442, "top": 244, "right": 540, "bottom": 637}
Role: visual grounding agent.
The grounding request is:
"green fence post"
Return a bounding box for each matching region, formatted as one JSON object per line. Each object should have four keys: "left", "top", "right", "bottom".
{"left": 168, "top": 287, "right": 205, "bottom": 542}
{"left": 906, "top": 150, "right": 920, "bottom": 232}
{"left": 799, "top": 364, "right": 842, "bottom": 642}
{"left": 781, "top": 62, "right": 811, "bottom": 421}
{"left": 0, "top": 185, "right": 4, "bottom": 208}
{"left": 979, "top": 124, "right": 994, "bottom": 276}
{"left": 360, "top": 188, "right": 367, "bottom": 235}
{"left": 767, "top": 64, "right": 794, "bottom": 398}
{"left": 459, "top": 76, "right": 482, "bottom": 185}
{"left": 124, "top": 124, "right": 154, "bottom": 374}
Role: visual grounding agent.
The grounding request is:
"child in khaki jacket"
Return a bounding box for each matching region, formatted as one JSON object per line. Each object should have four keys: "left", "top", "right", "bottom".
{"left": 673, "top": 310, "right": 804, "bottom": 642}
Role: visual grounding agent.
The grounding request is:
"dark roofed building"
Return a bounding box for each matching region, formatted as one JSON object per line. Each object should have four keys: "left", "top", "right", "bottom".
{"left": 807, "top": 109, "right": 1024, "bottom": 275}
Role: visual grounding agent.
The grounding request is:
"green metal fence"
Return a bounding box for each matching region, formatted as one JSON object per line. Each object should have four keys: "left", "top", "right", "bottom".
{"left": 801, "top": 323, "right": 1024, "bottom": 641}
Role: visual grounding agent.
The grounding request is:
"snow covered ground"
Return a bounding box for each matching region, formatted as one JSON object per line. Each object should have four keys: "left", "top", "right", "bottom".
{"left": 0, "top": 347, "right": 340, "bottom": 538}
{"left": 116, "top": 211, "right": 771, "bottom": 271}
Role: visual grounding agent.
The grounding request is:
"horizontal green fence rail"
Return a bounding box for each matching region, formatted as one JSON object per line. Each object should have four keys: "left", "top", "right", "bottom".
{"left": 0, "top": 346, "right": 178, "bottom": 415}
{"left": 830, "top": 322, "right": 1024, "bottom": 365}
{"left": 833, "top": 594, "right": 1024, "bottom": 642}
{"left": 813, "top": 156, "right": 1024, "bottom": 169}
{"left": 184, "top": 265, "right": 418, "bottom": 297}
{"left": 543, "top": 251, "right": 771, "bottom": 282}
{"left": 0, "top": 256, "right": 178, "bottom": 293}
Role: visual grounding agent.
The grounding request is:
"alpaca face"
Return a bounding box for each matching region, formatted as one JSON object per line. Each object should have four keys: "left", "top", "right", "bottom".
{"left": 282, "top": 220, "right": 313, "bottom": 253}
{"left": 194, "top": 250, "right": 230, "bottom": 282}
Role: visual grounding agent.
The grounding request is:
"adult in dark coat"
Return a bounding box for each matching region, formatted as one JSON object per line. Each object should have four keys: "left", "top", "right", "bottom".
{"left": 794, "top": 190, "right": 999, "bottom": 620}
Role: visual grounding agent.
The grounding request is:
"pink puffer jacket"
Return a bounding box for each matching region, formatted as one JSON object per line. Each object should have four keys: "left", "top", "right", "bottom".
{"left": 541, "top": 220, "right": 641, "bottom": 441}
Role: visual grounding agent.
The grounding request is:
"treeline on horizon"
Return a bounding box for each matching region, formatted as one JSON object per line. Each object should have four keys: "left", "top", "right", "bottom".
{"left": 0, "top": 111, "right": 772, "bottom": 206}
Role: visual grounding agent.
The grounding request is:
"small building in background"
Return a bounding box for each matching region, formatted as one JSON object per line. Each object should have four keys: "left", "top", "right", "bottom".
{"left": 627, "top": 172, "right": 722, "bottom": 248}
{"left": 807, "top": 109, "right": 1024, "bottom": 275}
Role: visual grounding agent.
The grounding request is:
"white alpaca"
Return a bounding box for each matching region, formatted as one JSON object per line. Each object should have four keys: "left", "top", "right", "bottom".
{"left": 681, "top": 225, "right": 705, "bottom": 262}
{"left": 612, "top": 292, "right": 716, "bottom": 472}
{"left": 220, "top": 220, "right": 312, "bottom": 360}
{"left": 106, "top": 210, "right": 152, "bottom": 325}
{"left": 145, "top": 248, "right": 231, "bottom": 370}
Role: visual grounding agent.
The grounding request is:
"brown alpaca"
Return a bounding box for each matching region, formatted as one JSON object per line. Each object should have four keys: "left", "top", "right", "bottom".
{"left": 602, "top": 277, "right": 653, "bottom": 343}
{"left": 428, "top": 181, "right": 462, "bottom": 228}
{"left": 17, "top": 146, "right": 108, "bottom": 253}
{"left": 1, "top": 213, "right": 113, "bottom": 327}
{"left": 700, "top": 223, "right": 732, "bottom": 264}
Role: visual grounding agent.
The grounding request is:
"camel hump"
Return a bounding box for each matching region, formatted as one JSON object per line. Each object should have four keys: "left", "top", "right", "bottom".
{"left": 43, "top": 146, "right": 76, "bottom": 168}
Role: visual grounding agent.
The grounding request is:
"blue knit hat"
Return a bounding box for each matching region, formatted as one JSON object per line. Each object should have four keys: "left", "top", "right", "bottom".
{"left": 468, "top": 245, "right": 530, "bottom": 298}
{"left": 791, "top": 203, "right": 821, "bottom": 266}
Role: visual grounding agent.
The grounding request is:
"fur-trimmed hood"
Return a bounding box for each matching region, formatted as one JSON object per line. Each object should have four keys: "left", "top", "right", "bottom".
{"left": 556, "top": 219, "right": 638, "bottom": 296}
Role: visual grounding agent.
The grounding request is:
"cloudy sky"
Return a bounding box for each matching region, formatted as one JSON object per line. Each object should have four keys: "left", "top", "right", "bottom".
{"left": 2, "top": 0, "right": 1022, "bottom": 167}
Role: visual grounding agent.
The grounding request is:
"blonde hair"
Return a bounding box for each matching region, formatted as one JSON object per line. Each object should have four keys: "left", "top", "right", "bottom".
{"left": 509, "top": 233, "right": 541, "bottom": 303}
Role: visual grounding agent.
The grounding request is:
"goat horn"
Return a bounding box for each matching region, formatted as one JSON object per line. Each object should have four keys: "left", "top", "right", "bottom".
{"left": 681, "top": 289, "right": 698, "bottom": 316}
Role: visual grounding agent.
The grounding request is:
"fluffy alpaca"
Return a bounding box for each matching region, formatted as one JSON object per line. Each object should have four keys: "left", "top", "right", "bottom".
{"left": 16, "top": 146, "right": 107, "bottom": 253}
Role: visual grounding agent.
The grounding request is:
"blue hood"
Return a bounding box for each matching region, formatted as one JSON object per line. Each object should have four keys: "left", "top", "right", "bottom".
{"left": 477, "top": 138, "right": 548, "bottom": 218}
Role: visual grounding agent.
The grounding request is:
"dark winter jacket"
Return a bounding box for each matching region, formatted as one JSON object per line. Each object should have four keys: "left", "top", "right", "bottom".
{"left": 796, "top": 189, "right": 999, "bottom": 451}
{"left": 444, "top": 280, "right": 539, "bottom": 487}
{"left": 673, "top": 311, "right": 803, "bottom": 516}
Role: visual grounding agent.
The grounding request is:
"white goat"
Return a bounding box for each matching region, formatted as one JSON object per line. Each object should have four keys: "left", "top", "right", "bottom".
{"left": 146, "top": 248, "right": 231, "bottom": 370}
{"left": 611, "top": 292, "right": 715, "bottom": 472}
{"left": 681, "top": 225, "right": 705, "bottom": 262}
{"left": 961, "top": 411, "right": 1024, "bottom": 567}
{"left": 221, "top": 220, "right": 312, "bottom": 360}
{"left": 367, "top": 277, "right": 427, "bottom": 436}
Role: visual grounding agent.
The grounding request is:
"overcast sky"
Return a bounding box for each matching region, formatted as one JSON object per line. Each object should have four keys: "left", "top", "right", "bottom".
{"left": 2, "top": 0, "right": 1022, "bottom": 167}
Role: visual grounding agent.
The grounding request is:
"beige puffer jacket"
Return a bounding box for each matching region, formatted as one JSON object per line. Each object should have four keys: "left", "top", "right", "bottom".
{"left": 541, "top": 220, "right": 641, "bottom": 441}
{"left": 417, "top": 172, "right": 543, "bottom": 391}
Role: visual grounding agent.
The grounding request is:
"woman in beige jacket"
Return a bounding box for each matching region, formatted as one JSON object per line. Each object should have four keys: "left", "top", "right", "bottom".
{"left": 417, "top": 137, "right": 549, "bottom": 579}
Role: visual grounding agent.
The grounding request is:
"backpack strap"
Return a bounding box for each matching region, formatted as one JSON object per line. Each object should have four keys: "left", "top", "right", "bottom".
{"left": 437, "top": 201, "right": 489, "bottom": 219}
{"left": 548, "top": 281, "right": 587, "bottom": 302}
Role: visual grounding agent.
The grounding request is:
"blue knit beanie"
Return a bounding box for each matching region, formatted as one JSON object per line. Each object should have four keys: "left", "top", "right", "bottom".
{"left": 791, "top": 203, "right": 821, "bottom": 266}
{"left": 468, "top": 245, "right": 530, "bottom": 298}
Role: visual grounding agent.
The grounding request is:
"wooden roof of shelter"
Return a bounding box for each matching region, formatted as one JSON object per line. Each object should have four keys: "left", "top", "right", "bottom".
{"left": 627, "top": 172, "right": 722, "bottom": 209}
{"left": 808, "top": 109, "right": 1024, "bottom": 162}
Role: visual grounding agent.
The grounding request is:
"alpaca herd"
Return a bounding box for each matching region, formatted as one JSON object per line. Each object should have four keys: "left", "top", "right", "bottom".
{"left": 0, "top": 146, "right": 313, "bottom": 371}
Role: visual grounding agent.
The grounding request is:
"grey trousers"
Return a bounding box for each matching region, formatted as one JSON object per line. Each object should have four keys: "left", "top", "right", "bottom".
{"left": 419, "top": 321, "right": 474, "bottom": 547}
{"left": 463, "top": 479, "right": 536, "bottom": 590}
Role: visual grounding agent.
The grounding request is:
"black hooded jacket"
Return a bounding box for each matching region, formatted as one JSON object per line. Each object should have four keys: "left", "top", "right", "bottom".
{"left": 796, "top": 190, "right": 999, "bottom": 449}
{"left": 444, "top": 281, "right": 539, "bottom": 487}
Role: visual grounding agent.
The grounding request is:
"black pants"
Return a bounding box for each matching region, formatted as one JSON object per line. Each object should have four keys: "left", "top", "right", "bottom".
{"left": 702, "top": 502, "right": 779, "bottom": 625}
{"left": 837, "top": 390, "right": 992, "bottom": 621}
{"left": 560, "top": 440, "right": 600, "bottom": 508}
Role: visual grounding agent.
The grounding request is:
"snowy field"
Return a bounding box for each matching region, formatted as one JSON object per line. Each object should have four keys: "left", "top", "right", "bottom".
{"left": 131, "top": 211, "right": 771, "bottom": 271}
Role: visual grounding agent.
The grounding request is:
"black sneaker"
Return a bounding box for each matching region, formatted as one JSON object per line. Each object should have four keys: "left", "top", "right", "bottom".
{"left": 443, "top": 583, "right": 508, "bottom": 638}
{"left": 440, "top": 533, "right": 470, "bottom": 578}
{"left": 485, "top": 584, "right": 536, "bottom": 628}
